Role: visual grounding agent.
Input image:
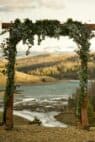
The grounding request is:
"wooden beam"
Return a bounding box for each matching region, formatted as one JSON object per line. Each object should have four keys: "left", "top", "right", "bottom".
{"left": 2, "top": 22, "right": 95, "bottom": 30}
{"left": 85, "top": 24, "right": 95, "bottom": 30}
{"left": 2, "top": 23, "right": 13, "bottom": 29}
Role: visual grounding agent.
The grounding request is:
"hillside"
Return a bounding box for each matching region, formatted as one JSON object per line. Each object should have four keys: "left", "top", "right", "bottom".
{"left": 16, "top": 52, "right": 95, "bottom": 80}
{"left": 0, "top": 58, "right": 56, "bottom": 85}
{"left": 0, "top": 52, "right": 95, "bottom": 85}
{"left": 16, "top": 53, "right": 78, "bottom": 79}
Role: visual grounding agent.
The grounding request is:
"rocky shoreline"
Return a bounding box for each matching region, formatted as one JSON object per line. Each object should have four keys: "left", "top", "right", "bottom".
{"left": 14, "top": 97, "right": 68, "bottom": 112}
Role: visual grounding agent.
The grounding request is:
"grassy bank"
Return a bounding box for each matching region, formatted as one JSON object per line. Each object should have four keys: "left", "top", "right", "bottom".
{"left": 0, "top": 111, "right": 95, "bottom": 142}
{"left": 0, "top": 112, "right": 31, "bottom": 125}
{"left": 0, "top": 70, "right": 56, "bottom": 85}
{"left": 0, "top": 125, "right": 95, "bottom": 142}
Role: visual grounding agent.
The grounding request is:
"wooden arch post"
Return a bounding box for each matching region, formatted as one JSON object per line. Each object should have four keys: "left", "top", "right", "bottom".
{"left": 2, "top": 23, "right": 17, "bottom": 129}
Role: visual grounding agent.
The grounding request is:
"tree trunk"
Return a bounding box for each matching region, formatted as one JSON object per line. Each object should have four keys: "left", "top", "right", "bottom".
{"left": 2, "top": 40, "right": 16, "bottom": 130}
{"left": 3, "top": 95, "right": 14, "bottom": 129}
{"left": 79, "top": 57, "right": 89, "bottom": 129}
{"left": 80, "top": 95, "right": 89, "bottom": 129}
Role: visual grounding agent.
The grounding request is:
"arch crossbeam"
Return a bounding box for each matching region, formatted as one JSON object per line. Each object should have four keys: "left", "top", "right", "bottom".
{"left": 2, "top": 22, "right": 95, "bottom": 30}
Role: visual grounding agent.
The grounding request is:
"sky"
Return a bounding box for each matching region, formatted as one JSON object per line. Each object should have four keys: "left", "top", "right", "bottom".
{"left": 0, "top": 0, "right": 95, "bottom": 22}
{"left": 0, "top": 0, "right": 95, "bottom": 53}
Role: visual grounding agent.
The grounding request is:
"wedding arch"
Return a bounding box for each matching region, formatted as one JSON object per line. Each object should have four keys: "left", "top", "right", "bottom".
{"left": 1, "top": 18, "right": 94, "bottom": 129}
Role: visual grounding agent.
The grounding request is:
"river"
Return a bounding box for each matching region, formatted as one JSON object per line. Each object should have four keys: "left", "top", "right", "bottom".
{"left": 0, "top": 80, "right": 89, "bottom": 127}
{"left": 16, "top": 80, "right": 80, "bottom": 100}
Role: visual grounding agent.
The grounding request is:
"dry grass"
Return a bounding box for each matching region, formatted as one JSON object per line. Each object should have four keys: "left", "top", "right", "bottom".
{"left": 16, "top": 53, "right": 77, "bottom": 69}
{"left": 0, "top": 53, "right": 95, "bottom": 85}
{"left": 15, "top": 71, "right": 42, "bottom": 84}
{"left": 0, "top": 73, "right": 6, "bottom": 85}
{"left": 0, "top": 71, "right": 42, "bottom": 85}
{"left": 0, "top": 125, "right": 95, "bottom": 142}
{"left": 0, "top": 112, "right": 95, "bottom": 142}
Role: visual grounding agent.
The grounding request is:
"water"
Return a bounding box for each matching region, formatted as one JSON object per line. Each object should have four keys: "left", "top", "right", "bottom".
{"left": 1, "top": 80, "right": 93, "bottom": 103}
{"left": 0, "top": 80, "right": 80, "bottom": 127}
{"left": 16, "top": 80, "right": 80, "bottom": 100}
{"left": 0, "top": 80, "right": 80, "bottom": 112}
{"left": 0, "top": 108, "right": 67, "bottom": 127}
{"left": 0, "top": 80, "right": 92, "bottom": 128}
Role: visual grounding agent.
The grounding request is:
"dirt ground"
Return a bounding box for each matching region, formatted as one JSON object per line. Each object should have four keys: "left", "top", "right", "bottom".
{"left": 0, "top": 125, "right": 95, "bottom": 142}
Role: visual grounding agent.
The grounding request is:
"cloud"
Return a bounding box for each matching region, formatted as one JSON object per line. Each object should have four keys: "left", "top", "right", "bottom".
{"left": 0, "top": 0, "right": 95, "bottom": 23}
{"left": 0, "top": 0, "right": 65, "bottom": 12}
{"left": 0, "top": 0, "right": 94, "bottom": 13}
{"left": 0, "top": 0, "right": 38, "bottom": 11}
{"left": 0, "top": 5, "right": 10, "bottom": 12}
{"left": 40, "top": 0, "right": 65, "bottom": 9}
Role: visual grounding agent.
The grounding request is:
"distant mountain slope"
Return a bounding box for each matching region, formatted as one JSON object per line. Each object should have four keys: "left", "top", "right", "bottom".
{"left": 0, "top": 52, "right": 95, "bottom": 85}
{"left": 16, "top": 53, "right": 95, "bottom": 80}
{"left": 15, "top": 53, "right": 79, "bottom": 79}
